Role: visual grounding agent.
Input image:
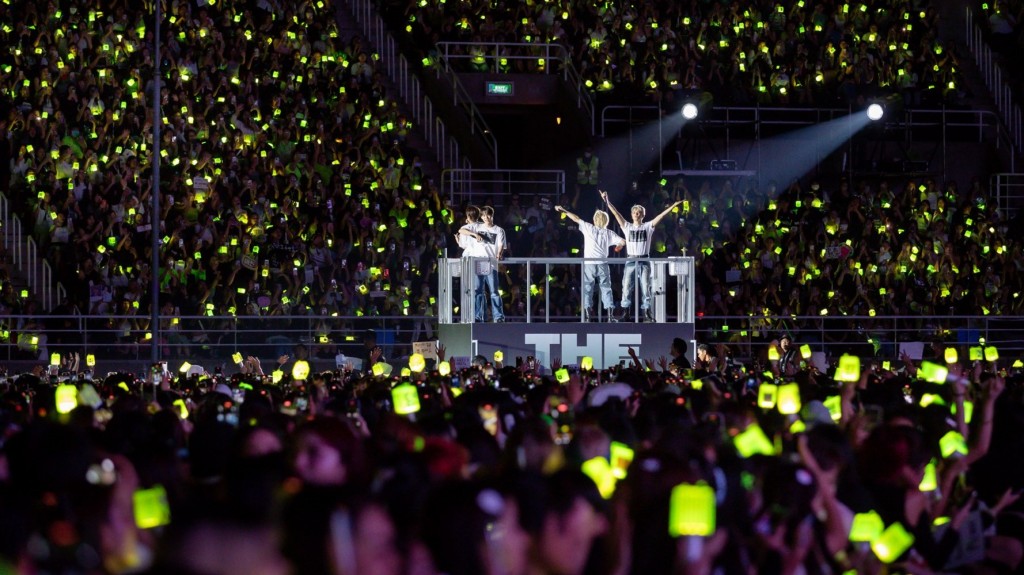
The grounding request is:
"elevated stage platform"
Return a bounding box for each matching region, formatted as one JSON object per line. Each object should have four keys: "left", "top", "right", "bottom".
{"left": 438, "top": 257, "right": 695, "bottom": 369}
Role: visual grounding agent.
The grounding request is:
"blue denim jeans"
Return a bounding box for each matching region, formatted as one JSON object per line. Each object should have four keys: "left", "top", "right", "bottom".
{"left": 583, "top": 263, "right": 615, "bottom": 311}
{"left": 620, "top": 260, "right": 651, "bottom": 311}
{"left": 475, "top": 271, "right": 504, "bottom": 322}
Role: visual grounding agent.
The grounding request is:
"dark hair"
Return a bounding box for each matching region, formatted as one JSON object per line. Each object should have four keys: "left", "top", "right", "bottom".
{"left": 420, "top": 480, "right": 504, "bottom": 575}
{"left": 671, "top": 338, "right": 687, "bottom": 356}
{"left": 465, "top": 205, "right": 481, "bottom": 221}
{"left": 858, "top": 424, "right": 931, "bottom": 485}
{"left": 513, "top": 468, "right": 605, "bottom": 536}
{"left": 295, "top": 417, "right": 367, "bottom": 486}
{"left": 281, "top": 487, "right": 391, "bottom": 575}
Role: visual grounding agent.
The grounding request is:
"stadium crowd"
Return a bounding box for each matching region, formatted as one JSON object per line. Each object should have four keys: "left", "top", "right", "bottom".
{"left": 0, "top": 0, "right": 453, "bottom": 354}
{"left": 0, "top": 0, "right": 1017, "bottom": 355}
{"left": 1, "top": 0, "right": 1024, "bottom": 574}
{"left": 392, "top": 0, "right": 964, "bottom": 107}
{"left": 1, "top": 342, "right": 1023, "bottom": 574}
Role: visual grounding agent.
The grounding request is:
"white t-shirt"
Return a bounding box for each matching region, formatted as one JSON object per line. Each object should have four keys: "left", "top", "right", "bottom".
{"left": 578, "top": 221, "right": 624, "bottom": 260}
{"left": 457, "top": 223, "right": 486, "bottom": 256}
{"left": 621, "top": 221, "right": 655, "bottom": 257}
{"left": 475, "top": 223, "right": 505, "bottom": 274}
{"left": 459, "top": 222, "right": 503, "bottom": 275}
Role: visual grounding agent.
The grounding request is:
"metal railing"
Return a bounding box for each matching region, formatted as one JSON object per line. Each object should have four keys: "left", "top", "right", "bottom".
{"left": 602, "top": 104, "right": 1011, "bottom": 177}
{"left": 431, "top": 48, "right": 499, "bottom": 166}
{"left": 441, "top": 169, "right": 565, "bottom": 208}
{"left": 0, "top": 314, "right": 439, "bottom": 367}
{"left": 966, "top": 6, "right": 1023, "bottom": 156}
{"left": 25, "top": 238, "right": 37, "bottom": 303}
{"left": 695, "top": 314, "right": 1024, "bottom": 361}
{"left": 603, "top": 105, "right": 1003, "bottom": 140}
{"left": 991, "top": 172, "right": 1024, "bottom": 217}
{"left": 0, "top": 193, "right": 64, "bottom": 311}
{"left": 0, "top": 311, "right": 1020, "bottom": 371}
{"left": 348, "top": 0, "right": 475, "bottom": 172}
{"left": 0, "top": 193, "right": 21, "bottom": 268}
{"left": 435, "top": 41, "right": 595, "bottom": 134}
{"left": 439, "top": 256, "right": 696, "bottom": 325}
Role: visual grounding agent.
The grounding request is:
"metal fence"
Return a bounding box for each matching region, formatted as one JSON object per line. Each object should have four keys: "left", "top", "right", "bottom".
{"left": 0, "top": 314, "right": 436, "bottom": 369}
{"left": 965, "top": 6, "right": 1023, "bottom": 157}
{"left": 694, "top": 314, "right": 1024, "bottom": 361}
{"left": 435, "top": 41, "right": 594, "bottom": 134}
{"left": 349, "top": 0, "right": 481, "bottom": 171}
{"left": 438, "top": 256, "right": 696, "bottom": 325}
{"left": 0, "top": 312, "right": 1020, "bottom": 372}
{"left": 0, "top": 193, "right": 65, "bottom": 311}
{"left": 991, "top": 172, "right": 1024, "bottom": 217}
{"left": 441, "top": 169, "right": 566, "bottom": 208}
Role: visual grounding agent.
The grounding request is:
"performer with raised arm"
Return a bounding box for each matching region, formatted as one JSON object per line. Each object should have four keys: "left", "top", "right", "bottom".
{"left": 600, "top": 190, "right": 683, "bottom": 322}
{"left": 555, "top": 204, "right": 625, "bottom": 322}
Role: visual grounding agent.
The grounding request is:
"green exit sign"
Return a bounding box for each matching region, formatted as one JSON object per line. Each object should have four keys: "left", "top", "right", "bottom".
{"left": 486, "top": 81, "right": 514, "bottom": 96}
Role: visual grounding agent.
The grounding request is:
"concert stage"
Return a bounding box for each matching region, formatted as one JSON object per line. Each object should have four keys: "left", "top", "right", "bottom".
{"left": 438, "top": 257, "right": 696, "bottom": 369}
{"left": 440, "top": 321, "right": 695, "bottom": 369}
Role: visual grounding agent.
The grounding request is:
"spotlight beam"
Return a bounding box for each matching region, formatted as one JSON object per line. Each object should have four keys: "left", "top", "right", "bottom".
{"left": 756, "top": 111, "right": 873, "bottom": 190}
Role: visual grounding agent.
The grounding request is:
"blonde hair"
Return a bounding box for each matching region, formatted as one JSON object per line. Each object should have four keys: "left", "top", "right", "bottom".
{"left": 593, "top": 210, "right": 609, "bottom": 228}
{"left": 631, "top": 205, "right": 646, "bottom": 217}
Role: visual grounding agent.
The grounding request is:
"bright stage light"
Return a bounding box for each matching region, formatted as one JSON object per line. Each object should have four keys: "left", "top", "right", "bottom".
{"left": 866, "top": 103, "right": 884, "bottom": 121}
{"left": 681, "top": 103, "right": 699, "bottom": 120}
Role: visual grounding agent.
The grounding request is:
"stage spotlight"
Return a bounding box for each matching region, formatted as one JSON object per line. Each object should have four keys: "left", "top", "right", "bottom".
{"left": 679, "top": 91, "right": 712, "bottom": 120}
{"left": 865, "top": 95, "right": 901, "bottom": 123}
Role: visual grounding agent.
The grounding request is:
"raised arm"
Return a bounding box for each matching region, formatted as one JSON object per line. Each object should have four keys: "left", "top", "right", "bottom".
{"left": 554, "top": 205, "right": 583, "bottom": 225}
{"left": 600, "top": 190, "right": 628, "bottom": 229}
{"left": 649, "top": 200, "right": 684, "bottom": 227}
{"left": 457, "top": 226, "right": 483, "bottom": 241}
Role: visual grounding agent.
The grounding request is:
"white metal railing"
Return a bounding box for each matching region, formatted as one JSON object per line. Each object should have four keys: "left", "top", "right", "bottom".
{"left": 435, "top": 41, "right": 595, "bottom": 134}
{"left": 25, "top": 237, "right": 37, "bottom": 302}
{"left": 41, "top": 259, "right": 53, "bottom": 311}
{"left": 602, "top": 105, "right": 1004, "bottom": 139}
{"left": 0, "top": 314, "right": 439, "bottom": 366}
{"left": 348, "top": 0, "right": 477, "bottom": 172}
{"left": 441, "top": 169, "right": 565, "bottom": 208}
{"left": 602, "top": 104, "right": 1013, "bottom": 177}
{"left": 696, "top": 315, "right": 1024, "bottom": 360}
{"left": 966, "top": 7, "right": 1023, "bottom": 155}
{"left": 0, "top": 312, "right": 1017, "bottom": 370}
{"left": 439, "top": 256, "right": 696, "bottom": 325}
{"left": 0, "top": 193, "right": 22, "bottom": 269}
{"left": 430, "top": 52, "right": 498, "bottom": 167}
{"left": 0, "top": 192, "right": 65, "bottom": 311}
{"left": 991, "top": 173, "right": 1024, "bottom": 217}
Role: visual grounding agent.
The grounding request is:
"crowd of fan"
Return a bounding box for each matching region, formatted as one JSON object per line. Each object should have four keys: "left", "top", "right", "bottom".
{"left": 1, "top": 342, "right": 1023, "bottom": 575}
{"left": 981, "top": 0, "right": 1024, "bottom": 102}
{"left": 480, "top": 171, "right": 1021, "bottom": 348}
{"left": 0, "top": 0, "right": 1015, "bottom": 358}
{"left": 0, "top": 0, "right": 454, "bottom": 348}
{"left": 587, "top": 174, "right": 1020, "bottom": 349}
{"left": 393, "top": 0, "right": 963, "bottom": 107}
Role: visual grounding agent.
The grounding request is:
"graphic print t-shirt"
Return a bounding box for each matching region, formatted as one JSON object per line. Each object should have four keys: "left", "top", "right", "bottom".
{"left": 464, "top": 223, "right": 505, "bottom": 274}
{"left": 621, "top": 221, "right": 655, "bottom": 257}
